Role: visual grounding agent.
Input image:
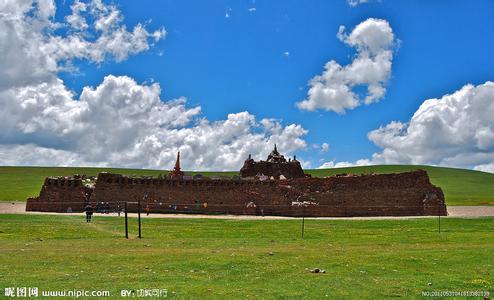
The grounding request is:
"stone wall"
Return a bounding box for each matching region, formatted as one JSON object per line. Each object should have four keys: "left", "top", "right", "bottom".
{"left": 26, "top": 170, "right": 447, "bottom": 216}
{"left": 84, "top": 170, "right": 446, "bottom": 216}
{"left": 26, "top": 177, "right": 91, "bottom": 212}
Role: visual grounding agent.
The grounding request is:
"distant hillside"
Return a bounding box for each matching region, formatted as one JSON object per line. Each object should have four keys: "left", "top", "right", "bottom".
{"left": 0, "top": 165, "right": 492, "bottom": 206}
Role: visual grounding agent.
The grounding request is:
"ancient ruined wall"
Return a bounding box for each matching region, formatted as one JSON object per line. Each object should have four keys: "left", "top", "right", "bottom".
{"left": 26, "top": 178, "right": 91, "bottom": 212}
{"left": 86, "top": 170, "right": 446, "bottom": 216}
{"left": 89, "top": 173, "right": 281, "bottom": 215}
{"left": 26, "top": 170, "right": 446, "bottom": 216}
{"left": 275, "top": 170, "right": 447, "bottom": 216}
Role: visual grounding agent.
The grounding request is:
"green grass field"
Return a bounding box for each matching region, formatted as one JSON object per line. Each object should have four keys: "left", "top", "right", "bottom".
{"left": 1, "top": 165, "right": 493, "bottom": 205}
{"left": 0, "top": 214, "right": 492, "bottom": 298}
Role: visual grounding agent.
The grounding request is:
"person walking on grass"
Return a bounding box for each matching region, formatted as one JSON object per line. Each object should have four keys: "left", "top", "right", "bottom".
{"left": 85, "top": 204, "right": 94, "bottom": 223}
{"left": 145, "top": 204, "right": 150, "bottom": 216}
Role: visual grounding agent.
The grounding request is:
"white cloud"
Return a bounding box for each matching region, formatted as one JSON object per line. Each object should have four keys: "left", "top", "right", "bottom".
{"left": 319, "top": 82, "right": 494, "bottom": 173}
{"left": 65, "top": 0, "right": 88, "bottom": 30}
{"left": 321, "top": 142, "right": 330, "bottom": 152}
{"left": 0, "top": 0, "right": 166, "bottom": 91}
{"left": 366, "top": 81, "right": 494, "bottom": 171}
{"left": 52, "top": 1, "right": 167, "bottom": 64}
{"left": 474, "top": 163, "right": 494, "bottom": 173}
{"left": 283, "top": 51, "right": 290, "bottom": 57}
{"left": 0, "top": 0, "right": 308, "bottom": 171}
{"left": 317, "top": 159, "right": 370, "bottom": 169}
{"left": 318, "top": 161, "right": 339, "bottom": 169}
{"left": 347, "top": 0, "right": 380, "bottom": 7}
{"left": 1, "top": 75, "right": 308, "bottom": 170}
{"left": 297, "top": 18, "right": 396, "bottom": 114}
{"left": 347, "top": 0, "right": 367, "bottom": 7}
{"left": 248, "top": 7, "right": 256, "bottom": 12}
{"left": 0, "top": 144, "right": 86, "bottom": 167}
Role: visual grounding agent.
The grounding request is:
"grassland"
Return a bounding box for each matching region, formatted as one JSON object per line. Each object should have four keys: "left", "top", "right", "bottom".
{"left": 1, "top": 165, "right": 493, "bottom": 205}
{"left": 0, "top": 214, "right": 492, "bottom": 298}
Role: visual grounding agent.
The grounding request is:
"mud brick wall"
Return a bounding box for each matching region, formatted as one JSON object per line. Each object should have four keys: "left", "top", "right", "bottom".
{"left": 276, "top": 170, "right": 447, "bottom": 217}
{"left": 26, "top": 178, "right": 90, "bottom": 212}
{"left": 89, "top": 173, "right": 285, "bottom": 215}
{"left": 86, "top": 170, "right": 446, "bottom": 217}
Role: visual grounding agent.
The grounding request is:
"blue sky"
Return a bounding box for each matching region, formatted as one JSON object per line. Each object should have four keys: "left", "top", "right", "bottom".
{"left": 1, "top": 0, "right": 493, "bottom": 171}
{"left": 59, "top": 0, "right": 494, "bottom": 164}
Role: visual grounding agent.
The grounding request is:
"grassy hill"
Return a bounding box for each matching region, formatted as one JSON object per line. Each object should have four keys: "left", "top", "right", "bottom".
{"left": 0, "top": 165, "right": 493, "bottom": 205}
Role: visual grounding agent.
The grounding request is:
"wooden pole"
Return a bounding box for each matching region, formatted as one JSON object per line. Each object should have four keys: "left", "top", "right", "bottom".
{"left": 138, "top": 198, "right": 142, "bottom": 239}
{"left": 124, "top": 202, "right": 128, "bottom": 239}
{"left": 438, "top": 205, "right": 441, "bottom": 234}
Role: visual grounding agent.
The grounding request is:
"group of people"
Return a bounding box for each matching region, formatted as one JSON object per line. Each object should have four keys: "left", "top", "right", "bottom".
{"left": 84, "top": 202, "right": 123, "bottom": 222}
{"left": 84, "top": 202, "right": 151, "bottom": 222}
{"left": 95, "top": 202, "right": 111, "bottom": 214}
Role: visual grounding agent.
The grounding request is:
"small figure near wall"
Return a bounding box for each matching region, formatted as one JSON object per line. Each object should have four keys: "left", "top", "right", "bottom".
{"left": 85, "top": 204, "right": 93, "bottom": 223}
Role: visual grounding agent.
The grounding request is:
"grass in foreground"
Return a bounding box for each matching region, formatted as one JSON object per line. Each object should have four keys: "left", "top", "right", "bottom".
{"left": 1, "top": 165, "right": 493, "bottom": 205}
{"left": 0, "top": 214, "right": 492, "bottom": 298}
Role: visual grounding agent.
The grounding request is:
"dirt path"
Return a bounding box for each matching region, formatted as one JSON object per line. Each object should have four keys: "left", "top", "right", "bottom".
{"left": 447, "top": 205, "right": 494, "bottom": 217}
{"left": 1, "top": 202, "right": 493, "bottom": 220}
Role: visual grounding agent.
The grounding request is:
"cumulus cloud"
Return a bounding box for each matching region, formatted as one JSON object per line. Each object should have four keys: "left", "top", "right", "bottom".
{"left": 297, "top": 18, "right": 396, "bottom": 114}
{"left": 0, "top": 0, "right": 165, "bottom": 90}
{"left": 1, "top": 75, "right": 308, "bottom": 170}
{"left": 321, "top": 143, "right": 330, "bottom": 152}
{"left": 52, "top": 1, "right": 166, "bottom": 64}
{"left": 0, "top": 0, "right": 308, "bottom": 171}
{"left": 319, "top": 82, "right": 494, "bottom": 173}
{"left": 367, "top": 82, "right": 494, "bottom": 171}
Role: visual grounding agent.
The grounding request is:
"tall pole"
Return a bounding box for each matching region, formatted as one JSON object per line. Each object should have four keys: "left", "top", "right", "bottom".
{"left": 138, "top": 198, "right": 142, "bottom": 239}
{"left": 301, "top": 216, "right": 305, "bottom": 239}
{"left": 438, "top": 205, "right": 441, "bottom": 234}
{"left": 124, "top": 202, "right": 128, "bottom": 239}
